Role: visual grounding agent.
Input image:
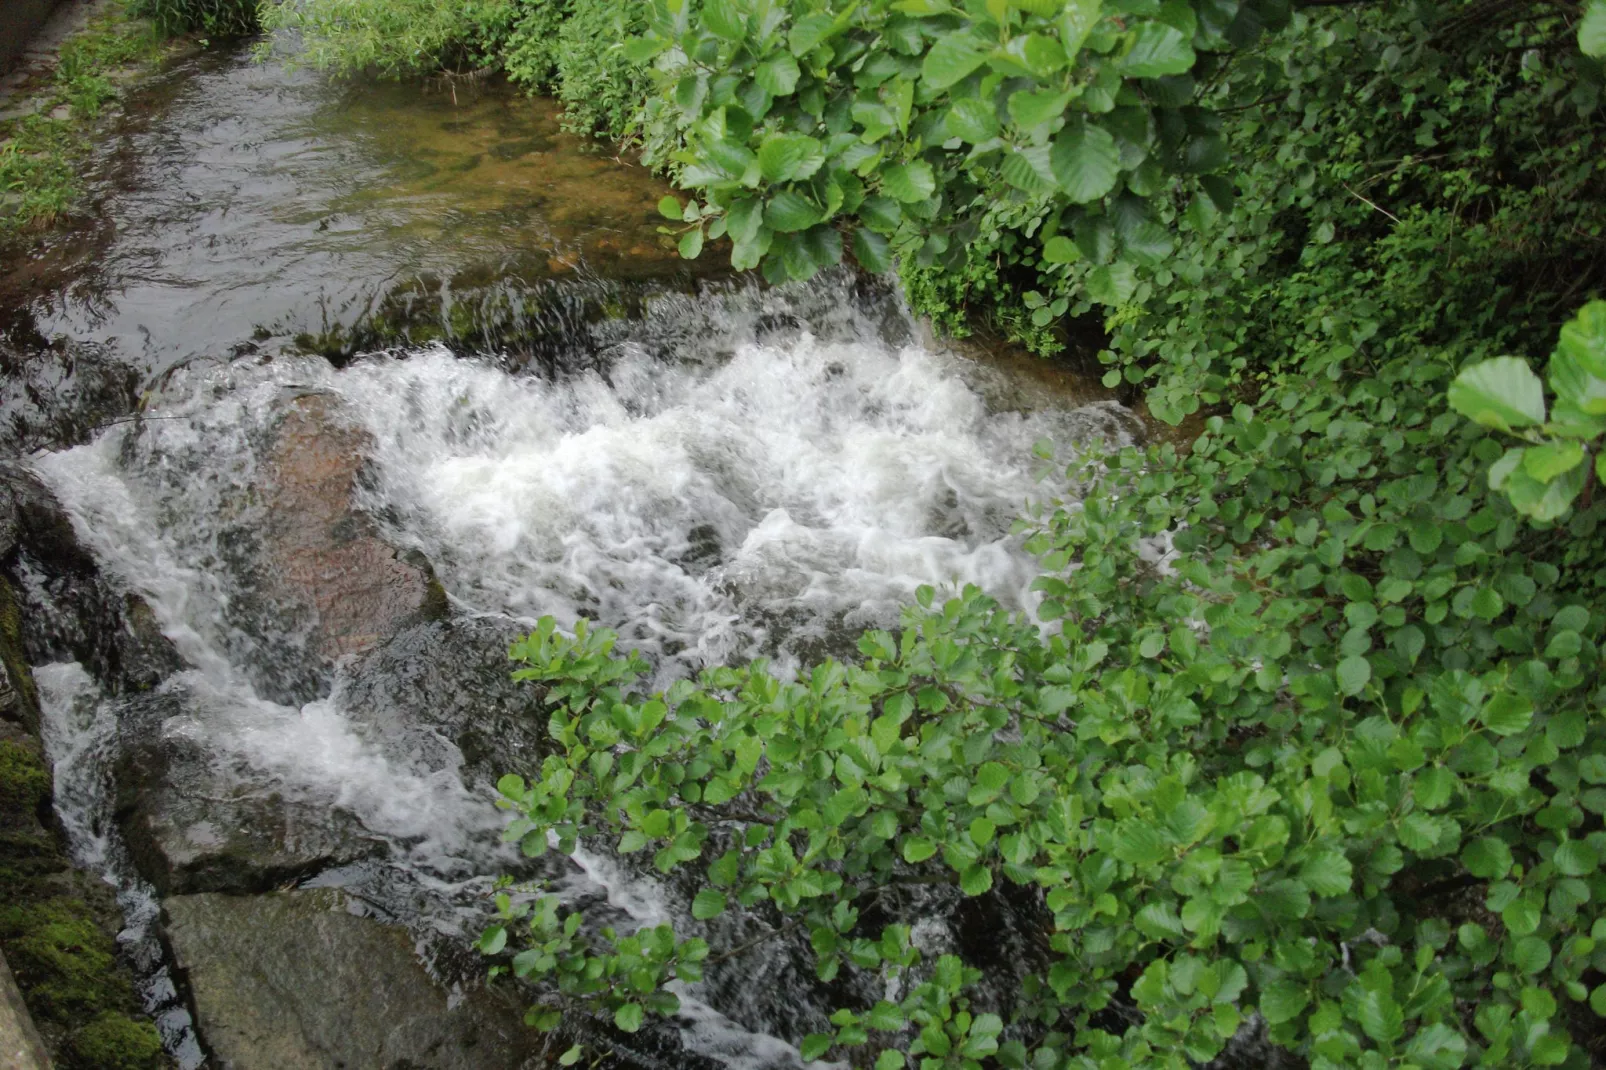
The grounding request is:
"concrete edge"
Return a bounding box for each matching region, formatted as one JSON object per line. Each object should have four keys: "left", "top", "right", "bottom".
{"left": 0, "top": 946, "right": 55, "bottom": 1070}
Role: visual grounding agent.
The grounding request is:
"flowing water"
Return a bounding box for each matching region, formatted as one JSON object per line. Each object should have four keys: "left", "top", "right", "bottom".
{"left": 6, "top": 39, "right": 1137, "bottom": 1070}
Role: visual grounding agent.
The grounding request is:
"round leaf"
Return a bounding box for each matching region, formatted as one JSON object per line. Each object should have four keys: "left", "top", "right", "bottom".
{"left": 1447, "top": 357, "right": 1547, "bottom": 432}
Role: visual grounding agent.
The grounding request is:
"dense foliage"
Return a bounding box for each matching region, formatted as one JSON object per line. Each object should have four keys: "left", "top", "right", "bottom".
{"left": 242, "top": 0, "right": 1606, "bottom": 1064}
{"left": 435, "top": 1, "right": 1606, "bottom": 1068}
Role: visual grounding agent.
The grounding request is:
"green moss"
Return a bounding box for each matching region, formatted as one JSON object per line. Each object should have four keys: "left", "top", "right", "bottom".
{"left": 64, "top": 1011, "right": 166, "bottom": 1070}
{"left": 0, "top": 897, "right": 126, "bottom": 1024}
{"left": 0, "top": 579, "right": 40, "bottom": 726}
{"left": 0, "top": 740, "right": 51, "bottom": 818}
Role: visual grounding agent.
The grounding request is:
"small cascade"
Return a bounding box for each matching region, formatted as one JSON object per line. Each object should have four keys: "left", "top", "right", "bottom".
{"left": 26, "top": 270, "right": 1136, "bottom": 1069}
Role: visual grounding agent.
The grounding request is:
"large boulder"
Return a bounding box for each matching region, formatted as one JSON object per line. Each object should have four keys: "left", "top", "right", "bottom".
{"left": 162, "top": 890, "right": 548, "bottom": 1070}
{"left": 114, "top": 688, "right": 386, "bottom": 896}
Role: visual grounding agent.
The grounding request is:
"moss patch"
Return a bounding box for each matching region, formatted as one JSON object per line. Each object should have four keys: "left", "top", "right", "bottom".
{"left": 64, "top": 1010, "right": 166, "bottom": 1070}
{"left": 0, "top": 577, "right": 40, "bottom": 727}
{"left": 0, "top": 739, "right": 50, "bottom": 816}
{"left": 0, "top": 896, "right": 125, "bottom": 1022}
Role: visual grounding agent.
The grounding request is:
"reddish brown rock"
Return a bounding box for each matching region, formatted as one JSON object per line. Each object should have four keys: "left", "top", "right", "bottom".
{"left": 261, "top": 392, "right": 445, "bottom": 662}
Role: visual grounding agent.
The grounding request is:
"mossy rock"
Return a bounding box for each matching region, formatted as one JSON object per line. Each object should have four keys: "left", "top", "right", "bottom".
{"left": 63, "top": 1010, "right": 166, "bottom": 1070}
{"left": 0, "top": 738, "right": 50, "bottom": 820}
{"left": 0, "top": 896, "right": 127, "bottom": 1024}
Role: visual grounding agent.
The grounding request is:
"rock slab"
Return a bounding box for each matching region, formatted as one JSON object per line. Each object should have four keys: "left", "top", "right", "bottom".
{"left": 0, "top": 947, "right": 53, "bottom": 1070}
{"left": 163, "top": 891, "right": 547, "bottom": 1070}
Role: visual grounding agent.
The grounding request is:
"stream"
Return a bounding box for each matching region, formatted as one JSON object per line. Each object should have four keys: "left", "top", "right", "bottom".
{"left": 3, "top": 38, "right": 1136, "bottom": 1070}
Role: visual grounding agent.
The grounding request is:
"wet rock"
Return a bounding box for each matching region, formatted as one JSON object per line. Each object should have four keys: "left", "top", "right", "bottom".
{"left": 0, "top": 330, "right": 142, "bottom": 456}
{"left": 340, "top": 615, "right": 550, "bottom": 789}
{"left": 114, "top": 689, "right": 385, "bottom": 896}
{"left": 163, "top": 890, "right": 547, "bottom": 1070}
{"left": 0, "top": 461, "right": 183, "bottom": 697}
{"left": 261, "top": 392, "right": 446, "bottom": 664}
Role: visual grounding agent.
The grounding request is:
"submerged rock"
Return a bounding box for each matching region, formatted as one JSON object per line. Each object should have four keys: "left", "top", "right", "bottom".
{"left": 114, "top": 688, "right": 386, "bottom": 896}
{"left": 163, "top": 890, "right": 547, "bottom": 1070}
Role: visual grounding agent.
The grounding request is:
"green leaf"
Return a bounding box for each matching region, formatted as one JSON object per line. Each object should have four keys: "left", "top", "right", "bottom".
{"left": 1554, "top": 839, "right": 1599, "bottom": 876}
{"left": 559, "top": 1044, "right": 583, "bottom": 1066}
{"left": 1259, "top": 981, "right": 1309, "bottom": 1025}
{"left": 875, "top": 1050, "right": 906, "bottom": 1070}
{"left": 1009, "top": 88, "right": 1072, "bottom": 130}
{"left": 678, "top": 227, "right": 704, "bottom": 260}
{"left": 1113, "top": 821, "right": 1169, "bottom": 866}
{"left": 790, "top": 13, "right": 839, "bottom": 56}
{"left": 658, "top": 196, "right": 682, "bottom": 220}
{"left": 1481, "top": 692, "right": 1533, "bottom": 736}
{"left": 1059, "top": 0, "right": 1104, "bottom": 56}
{"left": 882, "top": 160, "right": 936, "bottom": 203}
{"left": 1336, "top": 655, "right": 1371, "bottom": 697}
{"left": 1523, "top": 441, "right": 1584, "bottom": 482}
{"left": 1355, "top": 989, "right": 1404, "bottom": 1044}
{"left": 903, "top": 837, "right": 938, "bottom": 863}
{"left": 960, "top": 864, "right": 994, "bottom": 896}
{"left": 946, "top": 97, "right": 1000, "bottom": 142}
{"left": 766, "top": 191, "right": 821, "bottom": 232}
{"left": 1086, "top": 261, "right": 1138, "bottom": 306}
{"left": 1583, "top": 0, "right": 1606, "bottom": 57}
{"left": 1462, "top": 837, "right": 1513, "bottom": 879}
{"left": 701, "top": 0, "right": 746, "bottom": 41}
{"left": 692, "top": 889, "right": 727, "bottom": 919}
{"left": 1447, "top": 357, "right": 1546, "bottom": 432}
{"left": 853, "top": 228, "right": 892, "bottom": 273}
{"left": 922, "top": 32, "right": 989, "bottom": 90}
{"left": 757, "top": 135, "right": 824, "bottom": 183}
{"left": 755, "top": 54, "right": 801, "bottom": 96}
{"left": 1050, "top": 121, "right": 1121, "bottom": 202}
{"left": 1043, "top": 235, "right": 1079, "bottom": 264}
{"left": 800, "top": 1034, "right": 832, "bottom": 1060}
{"left": 1299, "top": 850, "right": 1353, "bottom": 896}
{"left": 615, "top": 1003, "right": 645, "bottom": 1033}
{"left": 1512, "top": 935, "right": 1552, "bottom": 974}
{"left": 1119, "top": 21, "right": 1195, "bottom": 78}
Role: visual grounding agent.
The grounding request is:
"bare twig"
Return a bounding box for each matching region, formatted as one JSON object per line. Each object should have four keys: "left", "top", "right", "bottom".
{"left": 1342, "top": 182, "right": 1401, "bottom": 223}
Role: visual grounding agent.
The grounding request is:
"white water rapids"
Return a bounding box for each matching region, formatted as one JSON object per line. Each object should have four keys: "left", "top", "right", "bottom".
{"left": 30, "top": 277, "right": 1134, "bottom": 1068}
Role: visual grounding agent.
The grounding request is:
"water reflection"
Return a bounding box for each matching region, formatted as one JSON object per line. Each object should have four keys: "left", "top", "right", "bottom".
{"left": 1, "top": 40, "right": 712, "bottom": 380}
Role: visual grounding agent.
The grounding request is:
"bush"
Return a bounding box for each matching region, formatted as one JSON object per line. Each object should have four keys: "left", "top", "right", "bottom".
{"left": 466, "top": 2, "right": 1606, "bottom": 1067}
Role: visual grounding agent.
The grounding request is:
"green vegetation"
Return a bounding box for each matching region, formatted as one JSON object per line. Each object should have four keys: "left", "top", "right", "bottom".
{"left": 0, "top": 740, "right": 50, "bottom": 815}
{"left": 0, "top": 2, "right": 167, "bottom": 233}
{"left": 8, "top": 0, "right": 1606, "bottom": 1064}
{"left": 257, "top": 0, "right": 648, "bottom": 135}
{"left": 1449, "top": 304, "right": 1606, "bottom": 523}
{"left": 128, "top": 0, "right": 258, "bottom": 37}
{"left": 334, "top": 0, "right": 1606, "bottom": 1066}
